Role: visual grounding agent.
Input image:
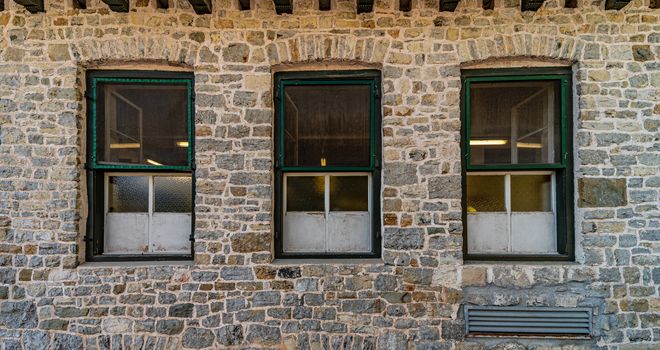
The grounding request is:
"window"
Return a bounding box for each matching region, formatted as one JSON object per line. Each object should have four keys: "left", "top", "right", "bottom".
{"left": 274, "top": 71, "right": 381, "bottom": 258}
{"left": 461, "top": 68, "right": 573, "bottom": 260}
{"left": 86, "top": 71, "right": 194, "bottom": 261}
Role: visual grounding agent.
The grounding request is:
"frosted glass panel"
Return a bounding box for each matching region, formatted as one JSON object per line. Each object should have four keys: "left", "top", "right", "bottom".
{"left": 330, "top": 176, "right": 368, "bottom": 211}
{"left": 467, "top": 175, "right": 506, "bottom": 212}
{"left": 154, "top": 176, "right": 192, "bottom": 213}
{"left": 108, "top": 176, "right": 148, "bottom": 212}
{"left": 286, "top": 176, "right": 325, "bottom": 212}
{"left": 511, "top": 175, "right": 552, "bottom": 212}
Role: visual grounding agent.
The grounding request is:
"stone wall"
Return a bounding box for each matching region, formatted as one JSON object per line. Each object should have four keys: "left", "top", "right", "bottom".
{"left": 0, "top": 0, "right": 658, "bottom": 349}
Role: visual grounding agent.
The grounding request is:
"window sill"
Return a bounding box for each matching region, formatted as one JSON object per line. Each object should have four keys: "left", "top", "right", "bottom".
{"left": 272, "top": 258, "right": 383, "bottom": 265}
{"left": 78, "top": 260, "right": 194, "bottom": 269}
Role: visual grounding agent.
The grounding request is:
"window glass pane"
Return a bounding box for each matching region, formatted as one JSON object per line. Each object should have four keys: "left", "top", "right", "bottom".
{"left": 286, "top": 176, "right": 325, "bottom": 212}
{"left": 330, "top": 176, "right": 368, "bottom": 211}
{"left": 284, "top": 84, "right": 371, "bottom": 167}
{"left": 154, "top": 176, "right": 192, "bottom": 213}
{"left": 108, "top": 176, "right": 149, "bottom": 212}
{"left": 511, "top": 174, "right": 553, "bottom": 212}
{"left": 467, "top": 175, "right": 506, "bottom": 212}
{"left": 96, "top": 82, "right": 189, "bottom": 167}
{"left": 469, "top": 80, "right": 561, "bottom": 165}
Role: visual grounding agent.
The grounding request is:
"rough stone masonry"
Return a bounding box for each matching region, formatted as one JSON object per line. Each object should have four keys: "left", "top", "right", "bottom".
{"left": 0, "top": 0, "right": 658, "bottom": 349}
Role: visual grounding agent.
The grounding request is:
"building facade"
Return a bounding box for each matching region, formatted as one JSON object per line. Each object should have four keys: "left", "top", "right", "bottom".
{"left": 0, "top": 0, "right": 658, "bottom": 349}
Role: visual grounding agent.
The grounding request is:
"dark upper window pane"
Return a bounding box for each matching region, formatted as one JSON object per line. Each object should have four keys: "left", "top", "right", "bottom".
{"left": 284, "top": 84, "right": 371, "bottom": 167}
{"left": 511, "top": 174, "right": 553, "bottom": 212}
{"left": 466, "top": 175, "right": 506, "bottom": 212}
{"left": 469, "top": 80, "right": 561, "bottom": 166}
{"left": 286, "top": 176, "right": 325, "bottom": 212}
{"left": 96, "top": 82, "right": 189, "bottom": 167}
{"left": 330, "top": 176, "right": 369, "bottom": 211}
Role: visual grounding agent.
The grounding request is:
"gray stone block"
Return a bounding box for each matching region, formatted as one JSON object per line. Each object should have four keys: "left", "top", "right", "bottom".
{"left": 578, "top": 178, "right": 627, "bottom": 207}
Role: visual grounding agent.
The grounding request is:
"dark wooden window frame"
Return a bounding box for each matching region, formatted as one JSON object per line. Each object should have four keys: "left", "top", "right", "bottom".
{"left": 274, "top": 70, "right": 382, "bottom": 259}
{"left": 85, "top": 70, "right": 195, "bottom": 262}
{"left": 461, "top": 67, "right": 574, "bottom": 262}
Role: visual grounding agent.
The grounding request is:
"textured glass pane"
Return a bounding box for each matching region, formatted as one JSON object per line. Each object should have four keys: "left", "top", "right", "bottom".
{"left": 286, "top": 176, "right": 325, "bottom": 212}
{"left": 96, "top": 82, "right": 189, "bottom": 167}
{"left": 108, "top": 176, "right": 148, "bottom": 212}
{"left": 330, "top": 176, "right": 368, "bottom": 211}
{"left": 154, "top": 176, "right": 192, "bottom": 213}
{"left": 511, "top": 174, "right": 552, "bottom": 212}
{"left": 469, "top": 80, "right": 561, "bottom": 165}
{"left": 284, "top": 84, "right": 371, "bottom": 167}
{"left": 466, "top": 175, "right": 505, "bottom": 212}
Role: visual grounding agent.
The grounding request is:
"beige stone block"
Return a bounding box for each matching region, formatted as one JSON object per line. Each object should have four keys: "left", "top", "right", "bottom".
{"left": 461, "top": 266, "right": 487, "bottom": 287}
{"left": 244, "top": 75, "right": 271, "bottom": 90}
{"left": 300, "top": 17, "right": 317, "bottom": 29}
{"left": 588, "top": 70, "right": 610, "bottom": 82}
{"left": 319, "top": 16, "right": 333, "bottom": 28}
{"left": 4, "top": 47, "right": 26, "bottom": 62}
{"left": 460, "top": 28, "right": 481, "bottom": 40}
{"left": 214, "top": 18, "right": 235, "bottom": 29}
{"left": 446, "top": 27, "right": 459, "bottom": 41}
{"left": 335, "top": 19, "right": 359, "bottom": 28}
{"left": 384, "top": 149, "right": 401, "bottom": 161}
{"left": 371, "top": 39, "right": 390, "bottom": 62}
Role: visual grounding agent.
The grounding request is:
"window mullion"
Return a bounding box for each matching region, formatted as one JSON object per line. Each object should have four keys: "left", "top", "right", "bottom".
{"left": 148, "top": 175, "right": 154, "bottom": 254}
{"left": 324, "top": 175, "right": 330, "bottom": 253}
{"left": 103, "top": 174, "right": 109, "bottom": 254}
{"left": 552, "top": 172, "right": 558, "bottom": 252}
{"left": 505, "top": 173, "right": 512, "bottom": 253}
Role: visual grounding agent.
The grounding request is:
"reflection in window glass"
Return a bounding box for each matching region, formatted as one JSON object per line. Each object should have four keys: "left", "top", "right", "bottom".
{"left": 330, "top": 176, "right": 368, "bottom": 211}
{"left": 511, "top": 175, "right": 552, "bottom": 212}
{"left": 97, "top": 83, "right": 189, "bottom": 167}
{"left": 469, "top": 80, "right": 561, "bottom": 166}
{"left": 467, "top": 175, "right": 506, "bottom": 212}
{"left": 286, "top": 176, "right": 325, "bottom": 212}
{"left": 154, "top": 176, "right": 193, "bottom": 212}
{"left": 284, "top": 84, "right": 371, "bottom": 167}
{"left": 108, "top": 176, "right": 149, "bottom": 212}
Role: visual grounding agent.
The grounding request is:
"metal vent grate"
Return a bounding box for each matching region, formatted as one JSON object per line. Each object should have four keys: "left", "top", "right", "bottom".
{"left": 464, "top": 306, "right": 592, "bottom": 336}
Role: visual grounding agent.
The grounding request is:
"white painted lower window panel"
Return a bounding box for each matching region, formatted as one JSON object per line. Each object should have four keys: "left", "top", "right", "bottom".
{"left": 103, "top": 173, "right": 192, "bottom": 255}
{"left": 282, "top": 173, "right": 372, "bottom": 254}
{"left": 283, "top": 212, "right": 326, "bottom": 253}
{"left": 105, "top": 213, "right": 149, "bottom": 254}
{"left": 467, "top": 171, "right": 557, "bottom": 255}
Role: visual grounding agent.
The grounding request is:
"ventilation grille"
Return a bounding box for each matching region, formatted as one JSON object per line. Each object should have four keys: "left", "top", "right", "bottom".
{"left": 464, "top": 306, "right": 592, "bottom": 336}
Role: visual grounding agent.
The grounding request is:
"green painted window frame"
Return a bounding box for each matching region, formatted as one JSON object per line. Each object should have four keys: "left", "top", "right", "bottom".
{"left": 461, "top": 68, "right": 574, "bottom": 261}
{"left": 85, "top": 70, "right": 195, "bottom": 262}
{"left": 274, "top": 70, "right": 382, "bottom": 259}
